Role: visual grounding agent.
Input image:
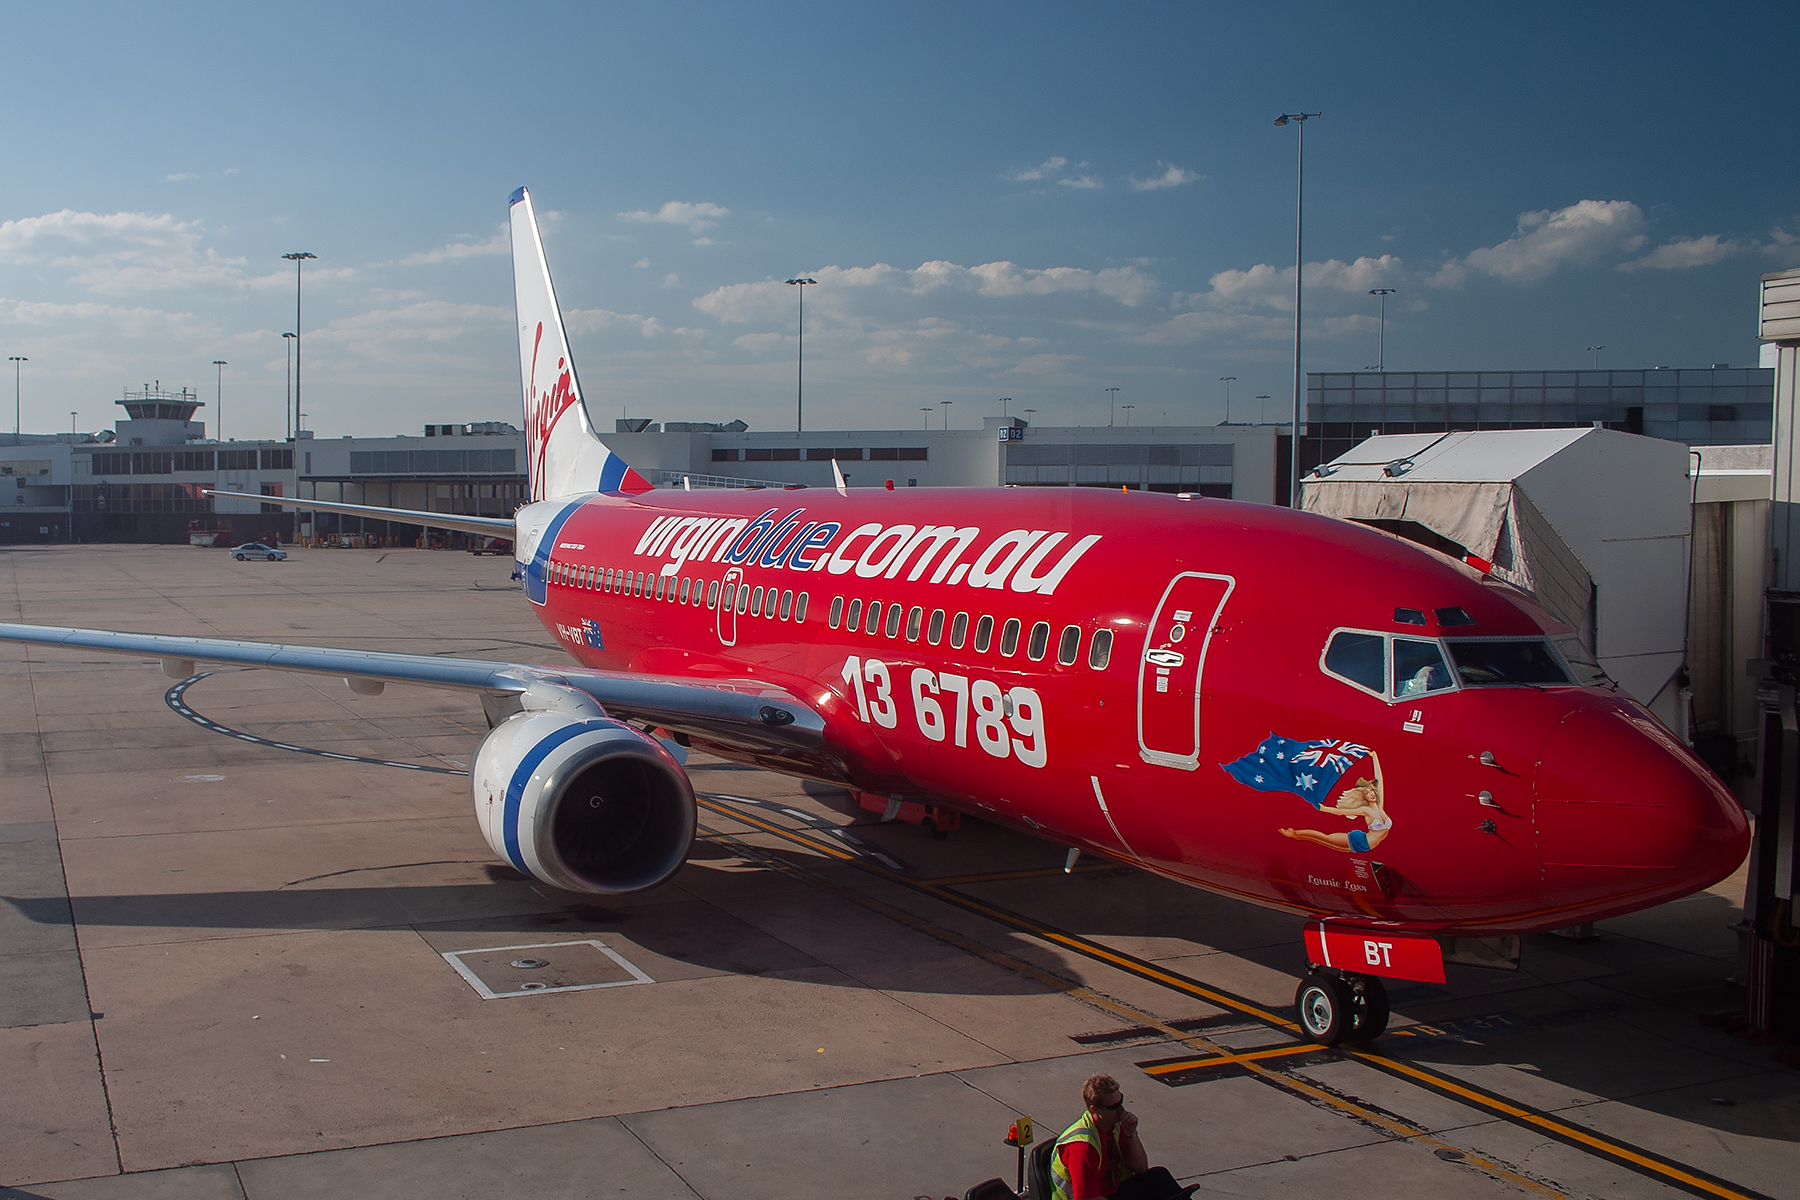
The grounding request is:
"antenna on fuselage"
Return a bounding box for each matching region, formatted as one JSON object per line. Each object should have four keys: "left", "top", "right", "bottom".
{"left": 832, "top": 458, "right": 848, "bottom": 497}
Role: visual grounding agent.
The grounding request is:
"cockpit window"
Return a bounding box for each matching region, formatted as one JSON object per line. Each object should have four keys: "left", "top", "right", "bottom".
{"left": 1323, "top": 631, "right": 1386, "bottom": 694}
{"left": 1445, "top": 639, "right": 1574, "bottom": 687}
{"left": 1434, "top": 606, "right": 1477, "bottom": 627}
{"left": 1393, "top": 607, "right": 1426, "bottom": 626}
{"left": 1393, "top": 638, "right": 1455, "bottom": 697}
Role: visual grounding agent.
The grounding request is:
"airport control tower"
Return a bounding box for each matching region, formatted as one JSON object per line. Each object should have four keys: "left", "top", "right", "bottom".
{"left": 113, "top": 382, "right": 205, "bottom": 445}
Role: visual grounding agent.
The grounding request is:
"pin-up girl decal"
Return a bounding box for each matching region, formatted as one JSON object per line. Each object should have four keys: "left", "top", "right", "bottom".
{"left": 1221, "top": 734, "right": 1392, "bottom": 855}
{"left": 1279, "top": 767, "right": 1392, "bottom": 854}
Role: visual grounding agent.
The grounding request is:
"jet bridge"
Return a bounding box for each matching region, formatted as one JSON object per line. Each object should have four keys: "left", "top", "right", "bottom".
{"left": 1299, "top": 425, "right": 1693, "bottom": 730}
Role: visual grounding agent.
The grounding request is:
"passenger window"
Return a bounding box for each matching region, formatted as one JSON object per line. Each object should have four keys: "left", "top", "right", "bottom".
{"left": 906, "top": 606, "right": 923, "bottom": 641}
{"left": 885, "top": 604, "right": 902, "bottom": 638}
{"left": 865, "top": 601, "right": 882, "bottom": 635}
{"left": 680, "top": 578, "right": 691, "bottom": 604}
{"left": 1057, "top": 625, "right": 1081, "bottom": 665}
{"left": 847, "top": 599, "right": 863, "bottom": 630}
{"left": 722, "top": 581, "right": 735, "bottom": 610}
{"left": 795, "top": 592, "right": 809, "bottom": 623}
{"left": 779, "top": 590, "right": 793, "bottom": 620}
{"left": 736, "top": 584, "right": 751, "bottom": 615}
{"left": 766, "top": 589, "right": 780, "bottom": 618}
{"left": 1000, "top": 618, "right": 1022, "bottom": 657}
{"left": 1027, "top": 621, "right": 1050, "bottom": 661}
{"left": 1393, "top": 638, "right": 1455, "bottom": 697}
{"left": 927, "top": 609, "right": 945, "bottom": 645}
{"left": 1323, "top": 630, "right": 1386, "bottom": 695}
{"left": 829, "top": 596, "right": 844, "bottom": 628}
{"left": 750, "top": 586, "right": 764, "bottom": 614}
{"left": 950, "top": 612, "right": 969, "bottom": 649}
{"left": 707, "top": 579, "right": 719, "bottom": 608}
{"left": 1088, "top": 628, "right": 1113, "bottom": 670}
{"left": 974, "top": 615, "right": 994, "bottom": 652}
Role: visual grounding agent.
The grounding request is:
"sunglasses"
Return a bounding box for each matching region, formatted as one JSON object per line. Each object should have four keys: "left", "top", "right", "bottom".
{"left": 1095, "top": 1098, "right": 1125, "bottom": 1112}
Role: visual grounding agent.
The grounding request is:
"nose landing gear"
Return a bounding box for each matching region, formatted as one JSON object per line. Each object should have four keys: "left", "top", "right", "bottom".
{"left": 1295, "top": 969, "right": 1390, "bottom": 1045}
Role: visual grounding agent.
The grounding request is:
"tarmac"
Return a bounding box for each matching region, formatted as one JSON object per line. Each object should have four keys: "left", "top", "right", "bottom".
{"left": 0, "top": 543, "right": 1795, "bottom": 1199}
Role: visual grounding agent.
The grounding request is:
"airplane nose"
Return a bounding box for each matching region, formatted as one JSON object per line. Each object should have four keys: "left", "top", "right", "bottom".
{"left": 1534, "top": 700, "right": 1749, "bottom": 914}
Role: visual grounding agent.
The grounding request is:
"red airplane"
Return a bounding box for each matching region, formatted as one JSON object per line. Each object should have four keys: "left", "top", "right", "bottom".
{"left": 0, "top": 189, "right": 1748, "bottom": 1045}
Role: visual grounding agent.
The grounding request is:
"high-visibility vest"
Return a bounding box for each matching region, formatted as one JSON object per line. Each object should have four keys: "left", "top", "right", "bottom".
{"left": 1048, "top": 1112, "right": 1129, "bottom": 1200}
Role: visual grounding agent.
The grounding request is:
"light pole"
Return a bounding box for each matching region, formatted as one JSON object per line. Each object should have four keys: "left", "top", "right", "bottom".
{"left": 282, "top": 333, "right": 296, "bottom": 441}
{"left": 1220, "top": 376, "right": 1236, "bottom": 423}
{"left": 1369, "top": 289, "right": 1395, "bottom": 372}
{"left": 1022, "top": 408, "right": 1036, "bottom": 424}
{"left": 1274, "top": 111, "right": 1320, "bottom": 506}
{"left": 1586, "top": 345, "right": 1606, "bottom": 369}
{"left": 1121, "top": 404, "right": 1135, "bottom": 427}
{"left": 786, "top": 277, "right": 816, "bottom": 432}
{"left": 281, "top": 253, "right": 316, "bottom": 440}
{"left": 70, "top": 411, "right": 77, "bottom": 436}
{"left": 8, "top": 357, "right": 25, "bottom": 440}
{"left": 940, "top": 399, "right": 953, "bottom": 430}
{"left": 212, "top": 360, "right": 227, "bottom": 442}
{"left": 1256, "top": 396, "right": 1271, "bottom": 425}
{"left": 998, "top": 396, "right": 1012, "bottom": 420}
{"left": 920, "top": 406, "right": 932, "bottom": 429}
{"left": 1104, "top": 386, "right": 1120, "bottom": 426}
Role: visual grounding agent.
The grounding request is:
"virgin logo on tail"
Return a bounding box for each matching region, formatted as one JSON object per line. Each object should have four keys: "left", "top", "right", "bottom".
{"left": 526, "top": 321, "right": 579, "bottom": 491}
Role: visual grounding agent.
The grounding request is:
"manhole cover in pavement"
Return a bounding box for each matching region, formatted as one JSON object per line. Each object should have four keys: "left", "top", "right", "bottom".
{"left": 442, "top": 940, "right": 654, "bottom": 999}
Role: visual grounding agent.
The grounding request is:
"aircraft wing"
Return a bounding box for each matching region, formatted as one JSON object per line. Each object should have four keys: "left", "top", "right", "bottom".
{"left": 206, "top": 489, "right": 514, "bottom": 539}
{"left": 0, "top": 622, "right": 825, "bottom": 758}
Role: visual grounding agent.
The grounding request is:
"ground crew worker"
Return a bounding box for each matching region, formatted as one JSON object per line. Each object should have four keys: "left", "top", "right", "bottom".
{"left": 1049, "top": 1073, "right": 1195, "bottom": 1200}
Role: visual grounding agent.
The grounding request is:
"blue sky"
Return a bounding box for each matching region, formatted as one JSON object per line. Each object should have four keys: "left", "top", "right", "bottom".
{"left": 2, "top": 2, "right": 1795, "bottom": 440}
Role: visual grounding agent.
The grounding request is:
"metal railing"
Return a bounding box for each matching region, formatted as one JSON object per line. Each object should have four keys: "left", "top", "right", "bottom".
{"left": 648, "top": 469, "right": 801, "bottom": 490}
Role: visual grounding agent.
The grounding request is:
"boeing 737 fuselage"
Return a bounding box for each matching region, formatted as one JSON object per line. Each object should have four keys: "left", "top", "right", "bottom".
{"left": 0, "top": 187, "right": 1747, "bottom": 1046}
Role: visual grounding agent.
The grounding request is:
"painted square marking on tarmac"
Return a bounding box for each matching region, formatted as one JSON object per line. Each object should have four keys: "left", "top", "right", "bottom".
{"left": 441, "top": 938, "right": 655, "bottom": 999}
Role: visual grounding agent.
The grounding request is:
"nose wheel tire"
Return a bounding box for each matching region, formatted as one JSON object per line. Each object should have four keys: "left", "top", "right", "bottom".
{"left": 1295, "top": 971, "right": 1389, "bottom": 1045}
{"left": 1348, "top": 974, "right": 1390, "bottom": 1040}
{"left": 1296, "top": 973, "right": 1353, "bottom": 1044}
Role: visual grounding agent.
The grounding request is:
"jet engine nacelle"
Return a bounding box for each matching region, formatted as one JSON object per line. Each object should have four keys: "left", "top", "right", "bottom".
{"left": 470, "top": 710, "right": 696, "bottom": 894}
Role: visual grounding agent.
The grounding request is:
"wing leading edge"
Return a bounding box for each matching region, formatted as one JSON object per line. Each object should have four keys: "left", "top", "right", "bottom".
{"left": 205, "top": 489, "right": 515, "bottom": 539}
{"left": 0, "top": 622, "right": 825, "bottom": 760}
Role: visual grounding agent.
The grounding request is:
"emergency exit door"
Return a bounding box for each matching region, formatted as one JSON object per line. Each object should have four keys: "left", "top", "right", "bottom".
{"left": 1137, "top": 572, "right": 1234, "bottom": 770}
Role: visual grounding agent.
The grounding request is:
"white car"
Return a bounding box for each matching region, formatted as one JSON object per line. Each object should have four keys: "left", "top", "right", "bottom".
{"left": 232, "top": 543, "right": 288, "bottom": 562}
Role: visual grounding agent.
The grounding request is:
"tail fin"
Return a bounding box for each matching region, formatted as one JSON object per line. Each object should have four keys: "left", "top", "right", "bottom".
{"left": 509, "top": 187, "right": 652, "bottom": 502}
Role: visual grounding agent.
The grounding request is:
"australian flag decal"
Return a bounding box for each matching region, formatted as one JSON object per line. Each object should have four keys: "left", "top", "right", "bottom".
{"left": 1222, "top": 734, "right": 1370, "bottom": 807}
{"left": 580, "top": 618, "right": 605, "bottom": 650}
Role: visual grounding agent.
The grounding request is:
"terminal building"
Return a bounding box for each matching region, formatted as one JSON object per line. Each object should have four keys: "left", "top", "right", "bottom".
{"left": 0, "top": 360, "right": 1776, "bottom": 545}
{"left": 1290, "top": 363, "right": 1777, "bottom": 495}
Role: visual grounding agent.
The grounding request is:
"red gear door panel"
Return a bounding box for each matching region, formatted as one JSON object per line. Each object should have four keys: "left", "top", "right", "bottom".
{"left": 1137, "top": 572, "right": 1234, "bottom": 771}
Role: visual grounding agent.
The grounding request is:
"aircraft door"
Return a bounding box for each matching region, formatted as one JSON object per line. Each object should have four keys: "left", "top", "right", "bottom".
{"left": 716, "top": 567, "right": 742, "bottom": 647}
{"left": 1138, "top": 572, "right": 1235, "bottom": 770}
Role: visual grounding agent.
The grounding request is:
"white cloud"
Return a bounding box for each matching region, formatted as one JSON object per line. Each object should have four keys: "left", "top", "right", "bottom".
{"left": 1007, "top": 156, "right": 1067, "bottom": 182}
{"left": 633, "top": 257, "right": 651, "bottom": 269}
{"left": 1008, "top": 353, "right": 1083, "bottom": 375}
{"left": 398, "top": 228, "right": 508, "bottom": 265}
{"left": 1456, "top": 199, "right": 1646, "bottom": 282}
{"left": 1201, "top": 255, "right": 1405, "bottom": 313}
{"left": 0, "top": 208, "right": 300, "bottom": 295}
{"left": 1058, "top": 175, "right": 1102, "bottom": 190}
{"left": 617, "top": 201, "right": 729, "bottom": 235}
{"left": 1130, "top": 163, "right": 1199, "bottom": 191}
{"left": 1619, "top": 234, "right": 1743, "bottom": 272}
{"left": 166, "top": 172, "right": 199, "bottom": 182}
{"left": 692, "top": 257, "right": 1160, "bottom": 328}
{"left": 661, "top": 273, "right": 680, "bottom": 288}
